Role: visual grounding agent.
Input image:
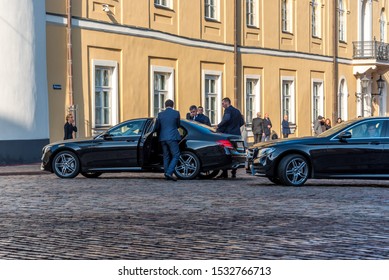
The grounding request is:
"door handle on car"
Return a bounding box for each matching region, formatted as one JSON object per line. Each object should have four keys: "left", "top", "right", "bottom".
{"left": 369, "top": 141, "right": 381, "bottom": 145}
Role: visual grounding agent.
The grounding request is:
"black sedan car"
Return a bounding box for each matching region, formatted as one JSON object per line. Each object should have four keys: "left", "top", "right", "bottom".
{"left": 41, "top": 118, "right": 246, "bottom": 179}
{"left": 247, "top": 117, "right": 389, "bottom": 186}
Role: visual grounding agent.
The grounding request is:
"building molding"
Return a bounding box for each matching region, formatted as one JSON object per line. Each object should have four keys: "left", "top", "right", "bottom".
{"left": 46, "top": 13, "right": 353, "bottom": 65}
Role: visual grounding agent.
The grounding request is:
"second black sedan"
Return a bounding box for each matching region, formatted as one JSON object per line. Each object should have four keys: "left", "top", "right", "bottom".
{"left": 247, "top": 117, "right": 389, "bottom": 186}
{"left": 41, "top": 118, "right": 246, "bottom": 179}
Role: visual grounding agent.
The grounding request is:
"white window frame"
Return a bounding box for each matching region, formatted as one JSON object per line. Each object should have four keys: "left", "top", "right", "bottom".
{"left": 282, "top": 0, "right": 293, "bottom": 33}
{"left": 202, "top": 70, "right": 222, "bottom": 125}
{"left": 246, "top": 0, "right": 258, "bottom": 27}
{"left": 281, "top": 77, "right": 296, "bottom": 125}
{"left": 150, "top": 66, "right": 175, "bottom": 117}
{"left": 91, "top": 59, "right": 118, "bottom": 132}
{"left": 338, "top": 78, "right": 348, "bottom": 121}
{"left": 154, "top": 0, "right": 172, "bottom": 9}
{"left": 311, "top": 0, "right": 321, "bottom": 38}
{"left": 244, "top": 75, "right": 260, "bottom": 126}
{"left": 339, "top": 0, "right": 346, "bottom": 42}
{"left": 312, "top": 79, "right": 324, "bottom": 123}
{"left": 205, "top": 0, "right": 219, "bottom": 21}
{"left": 380, "top": 9, "right": 386, "bottom": 42}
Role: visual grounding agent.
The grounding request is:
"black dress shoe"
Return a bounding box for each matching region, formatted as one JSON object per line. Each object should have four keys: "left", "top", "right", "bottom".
{"left": 215, "top": 174, "right": 228, "bottom": 179}
{"left": 164, "top": 173, "right": 177, "bottom": 181}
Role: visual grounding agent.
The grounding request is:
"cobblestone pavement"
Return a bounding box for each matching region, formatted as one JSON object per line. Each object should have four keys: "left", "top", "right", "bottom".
{"left": 0, "top": 169, "right": 388, "bottom": 260}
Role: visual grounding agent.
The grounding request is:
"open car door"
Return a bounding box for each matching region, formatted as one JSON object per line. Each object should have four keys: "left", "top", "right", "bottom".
{"left": 138, "top": 118, "right": 162, "bottom": 167}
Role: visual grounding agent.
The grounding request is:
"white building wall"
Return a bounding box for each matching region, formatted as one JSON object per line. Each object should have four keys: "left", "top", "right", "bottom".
{"left": 0, "top": 0, "right": 49, "bottom": 163}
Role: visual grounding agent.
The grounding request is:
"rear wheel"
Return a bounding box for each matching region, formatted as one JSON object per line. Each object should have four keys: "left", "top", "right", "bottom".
{"left": 198, "top": 169, "right": 220, "bottom": 179}
{"left": 277, "top": 154, "right": 309, "bottom": 186}
{"left": 174, "top": 151, "right": 201, "bottom": 180}
{"left": 53, "top": 151, "right": 80, "bottom": 178}
{"left": 81, "top": 172, "right": 102, "bottom": 178}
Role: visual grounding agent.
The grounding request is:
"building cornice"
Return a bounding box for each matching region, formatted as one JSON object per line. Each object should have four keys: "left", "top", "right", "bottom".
{"left": 46, "top": 13, "right": 353, "bottom": 65}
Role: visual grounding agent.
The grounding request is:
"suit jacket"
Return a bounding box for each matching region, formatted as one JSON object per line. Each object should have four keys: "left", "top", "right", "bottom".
{"left": 155, "top": 107, "right": 181, "bottom": 142}
{"left": 263, "top": 117, "right": 272, "bottom": 136}
{"left": 251, "top": 117, "right": 264, "bottom": 134}
{"left": 196, "top": 114, "right": 211, "bottom": 126}
{"left": 217, "top": 105, "right": 244, "bottom": 135}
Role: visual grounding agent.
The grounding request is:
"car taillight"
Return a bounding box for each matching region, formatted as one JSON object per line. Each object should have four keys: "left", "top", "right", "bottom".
{"left": 217, "top": 139, "right": 234, "bottom": 149}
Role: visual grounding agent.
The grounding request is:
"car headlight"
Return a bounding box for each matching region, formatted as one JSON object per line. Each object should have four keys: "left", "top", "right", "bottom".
{"left": 258, "top": 147, "right": 275, "bottom": 157}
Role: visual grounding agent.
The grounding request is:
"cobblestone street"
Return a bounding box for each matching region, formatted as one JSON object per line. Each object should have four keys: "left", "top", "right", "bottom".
{"left": 0, "top": 169, "right": 388, "bottom": 259}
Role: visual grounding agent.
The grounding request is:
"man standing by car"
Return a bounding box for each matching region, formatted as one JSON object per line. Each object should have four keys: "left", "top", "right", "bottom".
{"left": 155, "top": 99, "right": 181, "bottom": 181}
{"left": 216, "top": 97, "right": 244, "bottom": 178}
{"left": 263, "top": 113, "right": 272, "bottom": 141}
{"left": 196, "top": 106, "right": 211, "bottom": 126}
{"left": 251, "top": 112, "right": 264, "bottom": 144}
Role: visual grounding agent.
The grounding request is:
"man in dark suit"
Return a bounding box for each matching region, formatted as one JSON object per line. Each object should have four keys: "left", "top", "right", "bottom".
{"left": 216, "top": 97, "right": 244, "bottom": 178}
{"left": 217, "top": 97, "right": 244, "bottom": 135}
{"left": 196, "top": 106, "right": 211, "bottom": 126}
{"left": 155, "top": 99, "right": 181, "bottom": 181}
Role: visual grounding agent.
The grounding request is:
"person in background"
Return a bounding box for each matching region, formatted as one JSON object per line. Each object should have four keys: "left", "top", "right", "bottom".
{"left": 64, "top": 113, "right": 77, "bottom": 140}
{"left": 314, "top": 115, "right": 324, "bottom": 135}
{"left": 216, "top": 97, "right": 244, "bottom": 178}
{"left": 186, "top": 105, "right": 198, "bottom": 121}
{"left": 282, "top": 114, "right": 291, "bottom": 138}
{"left": 324, "top": 118, "right": 332, "bottom": 130}
{"left": 251, "top": 112, "right": 264, "bottom": 144}
{"left": 155, "top": 99, "right": 181, "bottom": 181}
{"left": 196, "top": 106, "right": 211, "bottom": 126}
{"left": 263, "top": 113, "right": 272, "bottom": 141}
{"left": 336, "top": 117, "right": 343, "bottom": 125}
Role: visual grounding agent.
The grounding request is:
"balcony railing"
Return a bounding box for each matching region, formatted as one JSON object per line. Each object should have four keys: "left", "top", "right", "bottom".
{"left": 353, "top": 41, "right": 389, "bottom": 61}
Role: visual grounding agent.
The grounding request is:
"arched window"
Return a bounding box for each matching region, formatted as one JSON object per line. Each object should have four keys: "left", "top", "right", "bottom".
{"left": 338, "top": 79, "right": 348, "bottom": 121}
{"left": 380, "top": 9, "right": 386, "bottom": 42}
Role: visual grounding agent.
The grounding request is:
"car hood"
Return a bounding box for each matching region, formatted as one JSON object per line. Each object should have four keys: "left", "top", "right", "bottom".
{"left": 250, "top": 136, "right": 321, "bottom": 149}
{"left": 46, "top": 137, "right": 97, "bottom": 147}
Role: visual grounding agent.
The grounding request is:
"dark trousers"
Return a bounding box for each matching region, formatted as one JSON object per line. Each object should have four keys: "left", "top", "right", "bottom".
{"left": 161, "top": 140, "right": 180, "bottom": 176}
{"left": 254, "top": 133, "right": 262, "bottom": 144}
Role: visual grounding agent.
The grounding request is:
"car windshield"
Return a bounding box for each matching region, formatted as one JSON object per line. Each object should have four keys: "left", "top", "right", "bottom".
{"left": 317, "top": 119, "right": 355, "bottom": 137}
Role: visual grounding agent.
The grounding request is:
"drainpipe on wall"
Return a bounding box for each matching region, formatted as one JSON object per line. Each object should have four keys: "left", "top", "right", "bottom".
{"left": 233, "top": 0, "right": 238, "bottom": 107}
{"left": 66, "top": 0, "right": 77, "bottom": 130}
{"left": 333, "top": 0, "right": 339, "bottom": 121}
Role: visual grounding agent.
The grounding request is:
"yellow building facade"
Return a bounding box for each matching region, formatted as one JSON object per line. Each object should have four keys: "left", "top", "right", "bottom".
{"left": 45, "top": 0, "right": 389, "bottom": 142}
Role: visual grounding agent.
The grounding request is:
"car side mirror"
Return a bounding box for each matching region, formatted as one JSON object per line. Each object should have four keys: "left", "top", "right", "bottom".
{"left": 338, "top": 131, "right": 352, "bottom": 141}
{"left": 103, "top": 133, "right": 113, "bottom": 140}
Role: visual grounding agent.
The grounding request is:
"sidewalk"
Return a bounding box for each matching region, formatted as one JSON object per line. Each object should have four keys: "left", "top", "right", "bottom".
{"left": 0, "top": 163, "right": 46, "bottom": 176}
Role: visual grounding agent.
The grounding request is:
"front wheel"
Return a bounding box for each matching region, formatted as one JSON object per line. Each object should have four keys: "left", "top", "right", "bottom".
{"left": 52, "top": 150, "right": 80, "bottom": 178}
{"left": 277, "top": 154, "right": 309, "bottom": 186}
{"left": 174, "top": 151, "right": 201, "bottom": 180}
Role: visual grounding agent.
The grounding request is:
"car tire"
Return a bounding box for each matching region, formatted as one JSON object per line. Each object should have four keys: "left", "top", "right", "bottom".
{"left": 277, "top": 154, "right": 309, "bottom": 186}
{"left": 198, "top": 169, "right": 220, "bottom": 179}
{"left": 52, "top": 150, "right": 80, "bottom": 178}
{"left": 81, "top": 172, "right": 102, "bottom": 178}
{"left": 174, "top": 151, "right": 201, "bottom": 180}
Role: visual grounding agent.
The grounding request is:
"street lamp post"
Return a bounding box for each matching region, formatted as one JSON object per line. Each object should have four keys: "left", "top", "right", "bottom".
{"left": 355, "top": 75, "right": 385, "bottom": 116}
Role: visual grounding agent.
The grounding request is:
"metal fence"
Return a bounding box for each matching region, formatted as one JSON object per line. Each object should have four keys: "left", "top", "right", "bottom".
{"left": 353, "top": 41, "right": 389, "bottom": 61}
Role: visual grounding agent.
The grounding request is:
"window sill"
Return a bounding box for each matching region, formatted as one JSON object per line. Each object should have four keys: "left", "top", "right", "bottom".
{"left": 154, "top": 4, "right": 173, "bottom": 11}
{"left": 205, "top": 17, "right": 220, "bottom": 23}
